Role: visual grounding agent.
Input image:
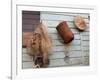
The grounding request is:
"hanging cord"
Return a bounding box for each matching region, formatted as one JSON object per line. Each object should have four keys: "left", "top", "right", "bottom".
{"left": 64, "top": 43, "right": 71, "bottom": 63}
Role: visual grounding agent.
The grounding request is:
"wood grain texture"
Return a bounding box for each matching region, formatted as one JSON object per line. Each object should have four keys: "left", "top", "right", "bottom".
{"left": 22, "top": 56, "right": 89, "bottom": 68}
{"left": 41, "top": 12, "right": 89, "bottom": 18}
{"left": 22, "top": 11, "right": 90, "bottom": 69}
{"left": 41, "top": 14, "right": 89, "bottom": 23}
{"left": 22, "top": 11, "right": 40, "bottom": 46}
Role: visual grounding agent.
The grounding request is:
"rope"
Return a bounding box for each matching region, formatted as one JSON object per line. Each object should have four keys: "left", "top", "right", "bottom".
{"left": 33, "top": 64, "right": 40, "bottom": 68}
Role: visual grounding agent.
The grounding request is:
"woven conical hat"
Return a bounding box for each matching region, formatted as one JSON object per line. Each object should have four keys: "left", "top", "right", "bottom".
{"left": 74, "top": 16, "right": 86, "bottom": 31}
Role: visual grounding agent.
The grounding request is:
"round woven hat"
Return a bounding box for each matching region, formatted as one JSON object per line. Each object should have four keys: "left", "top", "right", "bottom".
{"left": 74, "top": 16, "right": 87, "bottom": 31}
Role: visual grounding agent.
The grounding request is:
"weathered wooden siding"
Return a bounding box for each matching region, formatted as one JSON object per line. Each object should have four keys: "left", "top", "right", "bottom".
{"left": 22, "top": 11, "right": 40, "bottom": 47}
{"left": 22, "top": 11, "right": 89, "bottom": 69}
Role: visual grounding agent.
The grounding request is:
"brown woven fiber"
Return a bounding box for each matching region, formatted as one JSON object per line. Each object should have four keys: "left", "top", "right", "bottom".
{"left": 74, "top": 16, "right": 87, "bottom": 31}
{"left": 56, "top": 21, "right": 74, "bottom": 44}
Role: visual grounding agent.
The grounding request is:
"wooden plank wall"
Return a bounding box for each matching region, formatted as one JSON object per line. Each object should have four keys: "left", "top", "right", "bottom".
{"left": 22, "top": 11, "right": 40, "bottom": 32}
{"left": 22, "top": 11, "right": 40, "bottom": 47}
{"left": 22, "top": 11, "right": 89, "bottom": 69}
